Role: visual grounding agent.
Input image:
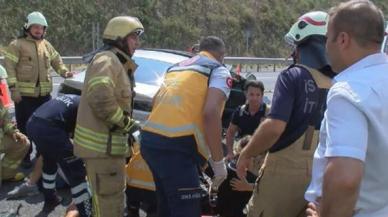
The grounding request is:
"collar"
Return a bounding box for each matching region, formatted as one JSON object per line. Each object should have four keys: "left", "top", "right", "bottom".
{"left": 199, "top": 51, "right": 218, "bottom": 62}
{"left": 334, "top": 52, "right": 388, "bottom": 83}
{"left": 25, "top": 35, "right": 43, "bottom": 42}
{"left": 112, "top": 47, "right": 138, "bottom": 73}
{"left": 243, "top": 103, "right": 264, "bottom": 114}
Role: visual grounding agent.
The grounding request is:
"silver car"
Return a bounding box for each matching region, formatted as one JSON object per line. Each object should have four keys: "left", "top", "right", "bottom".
{"left": 58, "top": 49, "right": 246, "bottom": 125}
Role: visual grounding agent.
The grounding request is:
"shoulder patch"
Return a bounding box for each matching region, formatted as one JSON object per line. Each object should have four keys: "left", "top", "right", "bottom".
{"left": 226, "top": 77, "right": 233, "bottom": 88}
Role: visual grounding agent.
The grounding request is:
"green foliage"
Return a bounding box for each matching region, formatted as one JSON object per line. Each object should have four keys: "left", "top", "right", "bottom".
{"left": 0, "top": 0, "right": 387, "bottom": 57}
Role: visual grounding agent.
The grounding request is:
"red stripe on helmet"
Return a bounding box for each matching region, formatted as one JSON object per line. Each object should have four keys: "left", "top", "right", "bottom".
{"left": 301, "top": 16, "right": 326, "bottom": 26}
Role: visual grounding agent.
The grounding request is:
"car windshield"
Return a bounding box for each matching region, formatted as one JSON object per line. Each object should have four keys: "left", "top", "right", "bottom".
{"left": 133, "top": 57, "right": 173, "bottom": 86}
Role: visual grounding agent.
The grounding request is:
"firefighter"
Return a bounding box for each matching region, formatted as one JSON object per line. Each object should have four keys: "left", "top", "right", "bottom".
{"left": 0, "top": 94, "right": 29, "bottom": 184}
{"left": 236, "top": 11, "right": 335, "bottom": 217}
{"left": 26, "top": 94, "right": 91, "bottom": 216}
{"left": 2, "top": 11, "right": 73, "bottom": 167}
{"left": 74, "top": 16, "right": 144, "bottom": 217}
{"left": 141, "top": 36, "right": 232, "bottom": 217}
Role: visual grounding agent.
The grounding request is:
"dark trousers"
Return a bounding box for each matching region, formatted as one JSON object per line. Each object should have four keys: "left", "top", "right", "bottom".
{"left": 141, "top": 146, "right": 201, "bottom": 217}
{"left": 126, "top": 186, "right": 157, "bottom": 217}
{"left": 26, "top": 116, "right": 88, "bottom": 202}
{"left": 15, "top": 95, "right": 51, "bottom": 161}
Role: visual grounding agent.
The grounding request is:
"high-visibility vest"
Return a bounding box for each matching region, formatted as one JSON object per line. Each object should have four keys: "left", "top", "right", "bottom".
{"left": 126, "top": 142, "right": 155, "bottom": 191}
{"left": 142, "top": 51, "right": 223, "bottom": 162}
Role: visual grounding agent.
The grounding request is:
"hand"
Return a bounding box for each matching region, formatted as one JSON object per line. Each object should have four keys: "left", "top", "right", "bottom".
{"left": 63, "top": 71, "right": 74, "bottom": 78}
{"left": 209, "top": 158, "right": 227, "bottom": 191}
{"left": 225, "top": 152, "right": 234, "bottom": 161}
{"left": 124, "top": 118, "right": 141, "bottom": 135}
{"left": 10, "top": 90, "right": 22, "bottom": 104}
{"left": 230, "top": 177, "right": 254, "bottom": 192}
{"left": 236, "top": 153, "right": 250, "bottom": 180}
{"left": 12, "top": 132, "right": 29, "bottom": 145}
{"left": 306, "top": 202, "right": 320, "bottom": 217}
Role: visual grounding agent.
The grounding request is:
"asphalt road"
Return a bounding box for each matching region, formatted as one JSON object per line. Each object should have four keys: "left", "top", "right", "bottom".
{"left": 0, "top": 71, "right": 281, "bottom": 217}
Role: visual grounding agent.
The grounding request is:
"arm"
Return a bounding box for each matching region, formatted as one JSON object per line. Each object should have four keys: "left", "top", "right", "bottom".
{"left": 46, "top": 41, "right": 70, "bottom": 78}
{"left": 320, "top": 157, "right": 363, "bottom": 217}
{"left": 203, "top": 87, "right": 227, "bottom": 161}
{"left": 85, "top": 57, "right": 130, "bottom": 130}
{"left": 2, "top": 41, "right": 22, "bottom": 103}
{"left": 225, "top": 123, "right": 239, "bottom": 159}
{"left": 318, "top": 86, "right": 368, "bottom": 216}
{"left": 1, "top": 106, "right": 28, "bottom": 145}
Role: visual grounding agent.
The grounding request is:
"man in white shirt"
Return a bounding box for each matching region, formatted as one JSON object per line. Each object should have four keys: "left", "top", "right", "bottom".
{"left": 305, "top": 1, "right": 388, "bottom": 217}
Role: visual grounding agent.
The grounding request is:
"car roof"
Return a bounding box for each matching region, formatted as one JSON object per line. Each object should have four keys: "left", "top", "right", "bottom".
{"left": 134, "top": 49, "right": 192, "bottom": 64}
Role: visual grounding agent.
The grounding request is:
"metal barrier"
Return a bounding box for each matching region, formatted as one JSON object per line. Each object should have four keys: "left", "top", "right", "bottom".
{"left": 0, "top": 56, "right": 293, "bottom": 72}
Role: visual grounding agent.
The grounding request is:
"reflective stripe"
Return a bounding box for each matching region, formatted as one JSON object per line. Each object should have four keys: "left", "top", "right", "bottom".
{"left": 73, "top": 192, "right": 91, "bottom": 205}
{"left": 43, "top": 182, "right": 55, "bottom": 189}
{"left": 74, "top": 125, "right": 128, "bottom": 155}
{"left": 110, "top": 107, "right": 123, "bottom": 124}
{"left": 168, "top": 65, "right": 212, "bottom": 76}
{"left": 42, "top": 172, "right": 57, "bottom": 181}
{"left": 87, "top": 76, "right": 115, "bottom": 93}
{"left": 71, "top": 182, "right": 89, "bottom": 195}
{"left": 49, "top": 50, "right": 59, "bottom": 61}
{"left": 88, "top": 175, "right": 101, "bottom": 217}
{"left": 144, "top": 121, "right": 209, "bottom": 158}
{"left": 2, "top": 158, "right": 20, "bottom": 169}
{"left": 127, "top": 179, "right": 155, "bottom": 190}
{"left": 4, "top": 123, "right": 16, "bottom": 133}
{"left": 7, "top": 77, "right": 17, "bottom": 84}
{"left": 40, "top": 81, "right": 52, "bottom": 94}
{"left": 2, "top": 49, "right": 19, "bottom": 63}
{"left": 17, "top": 82, "right": 36, "bottom": 94}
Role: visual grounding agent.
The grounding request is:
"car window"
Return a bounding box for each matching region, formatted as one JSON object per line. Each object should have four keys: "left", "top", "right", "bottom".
{"left": 133, "top": 57, "right": 174, "bottom": 86}
{"left": 384, "top": 38, "right": 388, "bottom": 55}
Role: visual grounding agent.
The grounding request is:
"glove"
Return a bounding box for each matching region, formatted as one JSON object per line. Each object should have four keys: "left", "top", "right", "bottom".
{"left": 10, "top": 89, "right": 22, "bottom": 103}
{"left": 209, "top": 158, "right": 227, "bottom": 191}
{"left": 123, "top": 117, "right": 141, "bottom": 135}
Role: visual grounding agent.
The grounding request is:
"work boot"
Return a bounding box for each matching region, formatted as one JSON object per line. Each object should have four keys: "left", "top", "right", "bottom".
{"left": 2, "top": 172, "right": 26, "bottom": 182}
{"left": 42, "top": 195, "right": 63, "bottom": 214}
{"left": 7, "top": 179, "right": 39, "bottom": 199}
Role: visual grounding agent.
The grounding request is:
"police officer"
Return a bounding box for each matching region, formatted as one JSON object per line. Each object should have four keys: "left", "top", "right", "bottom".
{"left": 0, "top": 94, "right": 29, "bottom": 183}
{"left": 236, "top": 11, "right": 335, "bottom": 217}
{"left": 3, "top": 11, "right": 73, "bottom": 167}
{"left": 141, "top": 36, "right": 232, "bottom": 217}
{"left": 26, "top": 95, "right": 91, "bottom": 216}
{"left": 74, "top": 16, "right": 143, "bottom": 217}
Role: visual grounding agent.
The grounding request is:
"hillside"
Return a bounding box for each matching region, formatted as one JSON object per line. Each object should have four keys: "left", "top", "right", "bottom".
{"left": 1, "top": 0, "right": 387, "bottom": 57}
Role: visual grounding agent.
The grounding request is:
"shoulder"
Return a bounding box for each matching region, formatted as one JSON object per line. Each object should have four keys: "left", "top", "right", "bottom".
{"left": 211, "top": 65, "right": 231, "bottom": 77}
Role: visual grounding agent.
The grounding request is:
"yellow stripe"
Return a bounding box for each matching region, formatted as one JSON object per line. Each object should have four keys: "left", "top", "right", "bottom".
{"left": 7, "top": 77, "right": 17, "bottom": 84}
{"left": 110, "top": 107, "right": 123, "bottom": 124}
{"left": 2, "top": 50, "right": 19, "bottom": 63}
{"left": 87, "top": 76, "right": 115, "bottom": 93}
{"left": 76, "top": 125, "right": 127, "bottom": 144}
{"left": 88, "top": 175, "right": 100, "bottom": 217}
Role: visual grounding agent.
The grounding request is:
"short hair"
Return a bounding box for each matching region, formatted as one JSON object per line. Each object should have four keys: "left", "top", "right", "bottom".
{"left": 234, "top": 135, "right": 252, "bottom": 155}
{"left": 199, "top": 36, "right": 225, "bottom": 54}
{"left": 244, "top": 80, "right": 265, "bottom": 93}
{"left": 328, "top": 0, "right": 385, "bottom": 47}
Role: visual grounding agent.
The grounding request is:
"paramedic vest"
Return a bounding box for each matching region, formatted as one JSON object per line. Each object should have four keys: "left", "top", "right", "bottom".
{"left": 142, "top": 53, "right": 223, "bottom": 162}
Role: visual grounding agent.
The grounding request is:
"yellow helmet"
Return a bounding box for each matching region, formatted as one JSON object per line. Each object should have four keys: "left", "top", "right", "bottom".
{"left": 103, "top": 16, "right": 144, "bottom": 41}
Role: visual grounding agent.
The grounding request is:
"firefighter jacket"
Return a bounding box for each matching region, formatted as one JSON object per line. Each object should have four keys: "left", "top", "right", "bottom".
{"left": 0, "top": 103, "right": 18, "bottom": 148}
{"left": 3, "top": 36, "right": 68, "bottom": 97}
{"left": 142, "top": 52, "right": 224, "bottom": 163}
{"left": 74, "top": 47, "right": 137, "bottom": 158}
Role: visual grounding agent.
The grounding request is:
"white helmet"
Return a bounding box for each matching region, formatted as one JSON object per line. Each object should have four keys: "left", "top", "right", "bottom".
{"left": 24, "top": 12, "right": 48, "bottom": 29}
{"left": 285, "top": 11, "right": 328, "bottom": 45}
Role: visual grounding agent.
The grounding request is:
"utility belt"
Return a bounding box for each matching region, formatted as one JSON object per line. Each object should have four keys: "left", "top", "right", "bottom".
{"left": 30, "top": 115, "right": 65, "bottom": 129}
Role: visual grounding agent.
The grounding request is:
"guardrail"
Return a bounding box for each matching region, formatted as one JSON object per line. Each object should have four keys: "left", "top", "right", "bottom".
{"left": 0, "top": 56, "right": 293, "bottom": 73}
